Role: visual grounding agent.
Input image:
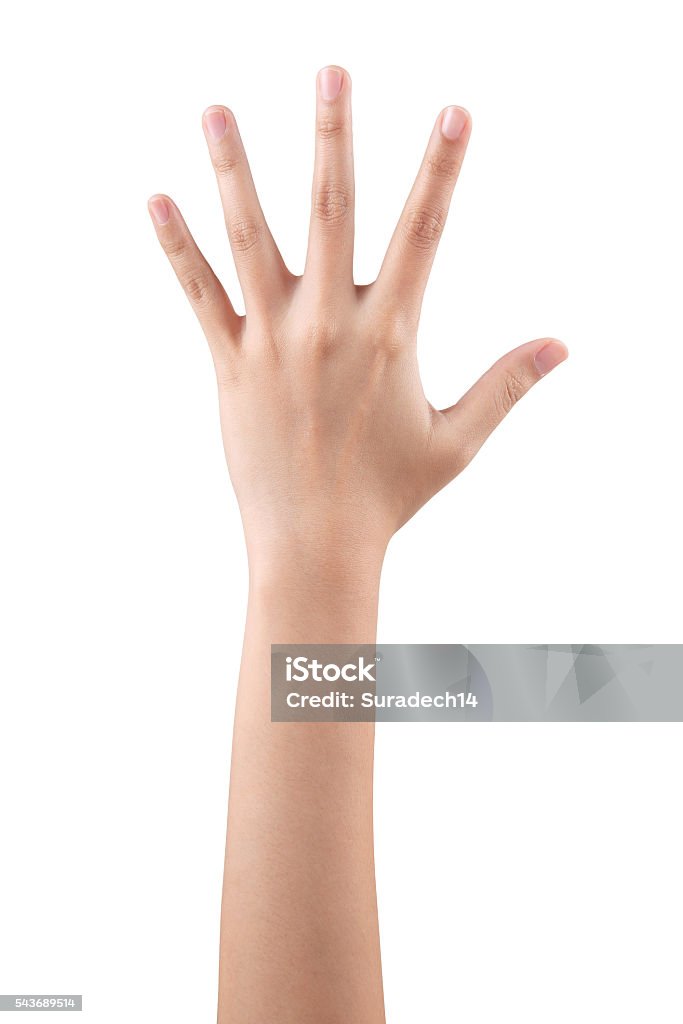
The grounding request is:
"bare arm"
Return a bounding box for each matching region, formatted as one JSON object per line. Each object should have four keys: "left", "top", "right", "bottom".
{"left": 220, "top": 556, "right": 385, "bottom": 1022}
{"left": 148, "top": 65, "right": 567, "bottom": 1023}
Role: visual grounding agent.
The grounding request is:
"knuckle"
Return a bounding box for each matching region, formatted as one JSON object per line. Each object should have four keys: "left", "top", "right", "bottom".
{"left": 212, "top": 150, "right": 240, "bottom": 175}
{"left": 163, "top": 236, "right": 213, "bottom": 307}
{"left": 453, "top": 443, "right": 477, "bottom": 478}
{"left": 443, "top": 445, "right": 469, "bottom": 479}
{"left": 403, "top": 205, "right": 445, "bottom": 253}
{"left": 228, "top": 217, "right": 260, "bottom": 254}
{"left": 497, "top": 370, "right": 528, "bottom": 416}
{"left": 304, "top": 317, "right": 339, "bottom": 354}
{"left": 372, "top": 333, "right": 404, "bottom": 358}
{"left": 313, "top": 183, "right": 352, "bottom": 225}
{"left": 164, "top": 236, "right": 187, "bottom": 262}
{"left": 440, "top": 421, "right": 480, "bottom": 477}
{"left": 317, "top": 117, "right": 345, "bottom": 140}
{"left": 181, "top": 271, "right": 212, "bottom": 307}
{"left": 371, "top": 307, "right": 414, "bottom": 355}
{"left": 427, "top": 150, "right": 462, "bottom": 180}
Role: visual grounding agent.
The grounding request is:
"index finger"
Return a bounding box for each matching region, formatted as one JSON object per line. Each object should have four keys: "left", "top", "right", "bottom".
{"left": 372, "top": 106, "right": 471, "bottom": 320}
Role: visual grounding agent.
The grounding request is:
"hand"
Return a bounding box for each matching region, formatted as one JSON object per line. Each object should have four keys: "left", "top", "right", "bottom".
{"left": 148, "top": 66, "right": 567, "bottom": 573}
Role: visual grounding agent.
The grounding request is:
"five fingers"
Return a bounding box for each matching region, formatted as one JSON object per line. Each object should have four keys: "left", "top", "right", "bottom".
{"left": 437, "top": 338, "right": 569, "bottom": 474}
{"left": 304, "top": 66, "right": 355, "bottom": 295}
{"left": 148, "top": 74, "right": 567, "bottom": 464}
{"left": 373, "top": 106, "right": 471, "bottom": 320}
{"left": 148, "top": 194, "right": 241, "bottom": 357}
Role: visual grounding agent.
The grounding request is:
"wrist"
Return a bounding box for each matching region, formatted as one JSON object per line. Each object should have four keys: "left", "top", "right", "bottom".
{"left": 244, "top": 530, "right": 386, "bottom": 646}
{"left": 248, "top": 546, "right": 385, "bottom": 598}
{"left": 244, "top": 525, "right": 388, "bottom": 594}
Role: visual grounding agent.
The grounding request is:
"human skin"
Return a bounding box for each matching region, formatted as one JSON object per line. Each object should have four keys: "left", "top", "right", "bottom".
{"left": 148, "top": 65, "right": 567, "bottom": 1023}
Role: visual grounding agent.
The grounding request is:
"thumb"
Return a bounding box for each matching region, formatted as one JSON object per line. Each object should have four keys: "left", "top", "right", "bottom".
{"left": 436, "top": 337, "right": 568, "bottom": 475}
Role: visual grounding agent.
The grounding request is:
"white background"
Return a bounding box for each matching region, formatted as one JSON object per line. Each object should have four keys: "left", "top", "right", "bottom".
{"left": 1, "top": 0, "right": 681, "bottom": 1021}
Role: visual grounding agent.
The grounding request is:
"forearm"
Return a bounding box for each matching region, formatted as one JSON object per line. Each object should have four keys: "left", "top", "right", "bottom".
{"left": 217, "top": 547, "right": 386, "bottom": 1024}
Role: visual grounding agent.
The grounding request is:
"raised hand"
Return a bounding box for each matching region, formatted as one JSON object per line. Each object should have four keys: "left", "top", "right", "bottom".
{"left": 149, "top": 66, "right": 567, "bottom": 569}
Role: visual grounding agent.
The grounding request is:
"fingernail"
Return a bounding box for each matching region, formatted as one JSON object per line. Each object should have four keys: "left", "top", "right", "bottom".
{"left": 534, "top": 340, "right": 568, "bottom": 377}
{"left": 203, "top": 107, "right": 227, "bottom": 141}
{"left": 318, "top": 67, "right": 343, "bottom": 102}
{"left": 148, "top": 195, "right": 170, "bottom": 226}
{"left": 441, "top": 106, "right": 468, "bottom": 141}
